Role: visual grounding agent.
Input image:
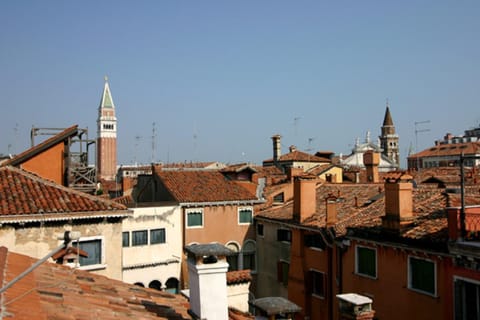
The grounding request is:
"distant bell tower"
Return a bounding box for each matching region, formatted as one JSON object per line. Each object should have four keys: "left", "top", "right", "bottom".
{"left": 379, "top": 101, "right": 400, "bottom": 168}
{"left": 96, "top": 76, "right": 117, "bottom": 181}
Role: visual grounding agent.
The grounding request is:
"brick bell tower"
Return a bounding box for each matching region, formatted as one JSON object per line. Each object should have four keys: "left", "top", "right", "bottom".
{"left": 96, "top": 76, "right": 117, "bottom": 181}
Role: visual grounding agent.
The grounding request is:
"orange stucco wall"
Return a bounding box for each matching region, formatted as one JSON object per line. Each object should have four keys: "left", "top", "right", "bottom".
{"left": 20, "top": 143, "right": 64, "bottom": 185}
{"left": 342, "top": 240, "right": 447, "bottom": 320}
{"left": 288, "top": 229, "right": 333, "bottom": 320}
{"left": 185, "top": 205, "right": 255, "bottom": 246}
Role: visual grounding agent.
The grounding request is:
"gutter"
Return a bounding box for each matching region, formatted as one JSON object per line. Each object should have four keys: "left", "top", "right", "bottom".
{"left": 179, "top": 199, "right": 265, "bottom": 207}
{"left": 0, "top": 210, "right": 132, "bottom": 224}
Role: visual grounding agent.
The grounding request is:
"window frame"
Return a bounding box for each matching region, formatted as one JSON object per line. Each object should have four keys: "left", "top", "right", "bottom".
{"left": 186, "top": 208, "right": 204, "bottom": 228}
{"left": 257, "top": 223, "right": 264, "bottom": 237}
{"left": 238, "top": 207, "right": 253, "bottom": 225}
{"left": 408, "top": 256, "right": 437, "bottom": 296}
{"left": 277, "top": 260, "right": 290, "bottom": 286}
{"left": 122, "top": 231, "right": 130, "bottom": 247}
{"left": 310, "top": 269, "right": 326, "bottom": 299}
{"left": 355, "top": 245, "right": 377, "bottom": 279}
{"left": 150, "top": 228, "right": 166, "bottom": 245}
{"left": 277, "top": 228, "right": 292, "bottom": 243}
{"left": 132, "top": 230, "right": 148, "bottom": 246}
{"left": 242, "top": 240, "right": 256, "bottom": 273}
{"left": 76, "top": 235, "right": 106, "bottom": 271}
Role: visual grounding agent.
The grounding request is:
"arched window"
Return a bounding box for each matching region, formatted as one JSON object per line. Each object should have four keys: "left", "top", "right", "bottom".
{"left": 242, "top": 240, "right": 256, "bottom": 272}
{"left": 134, "top": 282, "right": 144, "bottom": 287}
{"left": 165, "top": 278, "right": 180, "bottom": 294}
{"left": 148, "top": 280, "right": 162, "bottom": 291}
{"left": 226, "top": 242, "right": 240, "bottom": 271}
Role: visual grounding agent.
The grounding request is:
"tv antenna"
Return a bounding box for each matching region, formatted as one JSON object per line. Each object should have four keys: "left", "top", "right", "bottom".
{"left": 294, "top": 117, "right": 301, "bottom": 137}
{"left": 151, "top": 122, "right": 156, "bottom": 164}
{"left": 134, "top": 135, "right": 142, "bottom": 165}
{"left": 306, "top": 137, "right": 315, "bottom": 153}
{"left": 414, "top": 120, "right": 430, "bottom": 170}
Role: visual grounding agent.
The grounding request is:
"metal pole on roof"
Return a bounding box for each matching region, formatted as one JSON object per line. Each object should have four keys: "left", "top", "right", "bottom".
{"left": 0, "top": 231, "right": 79, "bottom": 294}
{"left": 414, "top": 120, "right": 430, "bottom": 171}
{"left": 460, "top": 153, "right": 466, "bottom": 240}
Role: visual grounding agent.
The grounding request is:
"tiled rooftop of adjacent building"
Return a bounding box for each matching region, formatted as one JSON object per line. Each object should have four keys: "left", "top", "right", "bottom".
{"left": 0, "top": 247, "right": 254, "bottom": 319}
{"left": 156, "top": 169, "right": 258, "bottom": 203}
{"left": 0, "top": 166, "right": 128, "bottom": 221}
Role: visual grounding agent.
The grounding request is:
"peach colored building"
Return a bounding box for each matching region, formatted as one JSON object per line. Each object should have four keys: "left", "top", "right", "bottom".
{"left": 3, "top": 125, "right": 79, "bottom": 186}
{"left": 255, "top": 164, "right": 480, "bottom": 320}
{"left": 133, "top": 167, "right": 264, "bottom": 289}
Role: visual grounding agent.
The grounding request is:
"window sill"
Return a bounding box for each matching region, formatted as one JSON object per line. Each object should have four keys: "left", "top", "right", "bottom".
{"left": 78, "top": 264, "right": 107, "bottom": 271}
{"left": 355, "top": 272, "right": 377, "bottom": 280}
{"left": 312, "top": 293, "right": 325, "bottom": 300}
{"left": 408, "top": 287, "right": 437, "bottom": 298}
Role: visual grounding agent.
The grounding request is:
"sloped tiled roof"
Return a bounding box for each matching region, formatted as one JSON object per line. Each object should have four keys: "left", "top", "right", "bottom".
{"left": 157, "top": 170, "right": 258, "bottom": 203}
{"left": 162, "top": 161, "right": 226, "bottom": 170}
{"left": 0, "top": 247, "right": 254, "bottom": 320}
{"left": 263, "top": 150, "right": 331, "bottom": 164}
{"left": 256, "top": 180, "right": 480, "bottom": 248}
{"left": 226, "top": 269, "right": 252, "bottom": 285}
{"left": 256, "top": 182, "right": 384, "bottom": 235}
{"left": 0, "top": 166, "right": 129, "bottom": 222}
{"left": 2, "top": 125, "right": 79, "bottom": 167}
{"left": 307, "top": 164, "right": 340, "bottom": 176}
{"left": 408, "top": 141, "right": 480, "bottom": 158}
{"left": 0, "top": 247, "right": 191, "bottom": 319}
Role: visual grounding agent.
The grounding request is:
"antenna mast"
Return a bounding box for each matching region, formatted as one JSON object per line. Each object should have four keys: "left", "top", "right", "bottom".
{"left": 151, "top": 122, "right": 156, "bottom": 164}
{"left": 414, "top": 120, "right": 430, "bottom": 170}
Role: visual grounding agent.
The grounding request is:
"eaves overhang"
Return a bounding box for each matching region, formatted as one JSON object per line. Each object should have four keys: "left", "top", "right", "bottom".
{"left": 0, "top": 209, "right": 132, "bottom": 224}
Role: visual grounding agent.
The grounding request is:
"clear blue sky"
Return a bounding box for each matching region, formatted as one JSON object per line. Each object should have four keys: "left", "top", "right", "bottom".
{"left": 1, "top": 1, "right": 479, "bottom": 168}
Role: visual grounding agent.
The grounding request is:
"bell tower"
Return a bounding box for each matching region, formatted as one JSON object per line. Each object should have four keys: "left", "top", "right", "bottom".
{"left": 96, "top": 76, "right": 117, "bottom": 181}
{"left": 379, "top": 101, "right": 399, "bottom": 168}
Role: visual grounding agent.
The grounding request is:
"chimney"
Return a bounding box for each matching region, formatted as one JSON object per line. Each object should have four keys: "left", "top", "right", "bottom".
{"left": 289, "top": 145, "right": 297, "bottom": 153}
{"left": 271, "top": 134, "right": 282, "bottom": 167}
{"left": 293, "top": 177, "right": 317, "bottom": 223}
{"left": 325, "top": 194, "right": 338, "bottom": 227}
{"left": 381, "top": 172, "right": 414, "bottom": 232}
{"left": 363, "top": 150, "right": 380, "bottom": 183}
{"left": 337, "top": 293, "right": 375, "bottom": 320}
{"left": 287, "top": 166, "right": 304, "bottom": 181}
{"left": 185, "top": 243, "right": 231, "bottom": 320}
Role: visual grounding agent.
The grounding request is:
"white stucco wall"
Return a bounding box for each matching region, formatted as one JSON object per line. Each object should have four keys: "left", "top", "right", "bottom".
{"left": 122, "top": 205, "right": 183, "bottom": 289}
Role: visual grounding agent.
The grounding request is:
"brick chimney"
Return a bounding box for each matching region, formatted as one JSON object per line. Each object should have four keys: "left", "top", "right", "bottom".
{"left": 271, "top": 134, "right": 282, "bottom": 167}
{"left": 381, "top": 172, "right": 414, "bottom": 231}
{"left": 325, "top": 194, "right": 338, "bottom": 227}
{"left": 184, "top": 243, "right": 231, "bottom": 320}
{"left": 363, "top": 150, "right": 380, "bottom": 183}
{"left": 293, "top": 177, "right": 317, "bottom": 223}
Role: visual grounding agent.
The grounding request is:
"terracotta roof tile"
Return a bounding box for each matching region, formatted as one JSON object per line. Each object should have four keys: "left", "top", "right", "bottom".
{"left": 408, "top": 141, "right": 480, "bottom": 158}
{"left": 263, "top": 150, "right": 331, "bottom": 164}
{"left": 0, "top": 247, "right": 191, "bottom": 319}
{"left": 0, "top": 166, "right": 129, "bottom": 221}
{"left": 256, "top": 181, "right": 480, "bottom": 246}
{"left": 157, "top": 170, "right": 258, "bottom": 203}
{"left": 226, "top": 270, "right": 252, "bottom": 285}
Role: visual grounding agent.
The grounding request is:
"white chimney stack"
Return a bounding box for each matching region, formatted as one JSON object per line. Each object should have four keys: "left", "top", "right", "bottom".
{"left": 185, "top": 243, "right": 232, "bottom": 320}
